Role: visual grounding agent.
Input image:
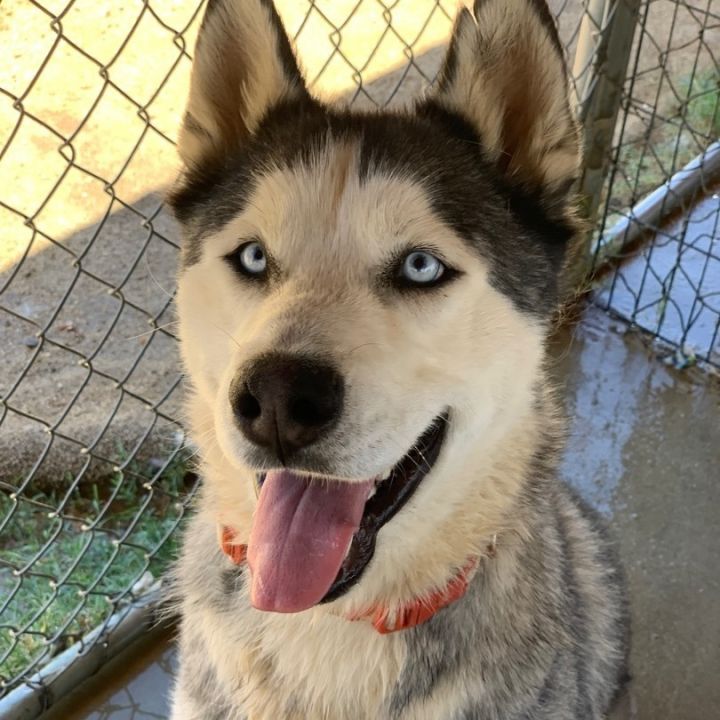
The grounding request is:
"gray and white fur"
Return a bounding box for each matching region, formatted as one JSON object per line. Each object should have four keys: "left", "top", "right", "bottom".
{"left": 167, "top": 0, "right": 630, "bottom": 718}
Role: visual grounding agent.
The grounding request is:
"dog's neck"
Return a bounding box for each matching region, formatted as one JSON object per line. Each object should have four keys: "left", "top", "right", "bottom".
{"left": 218, "top": 525, "right": 493, "bottom": 633}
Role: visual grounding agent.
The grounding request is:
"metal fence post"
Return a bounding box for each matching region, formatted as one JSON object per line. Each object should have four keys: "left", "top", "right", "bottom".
{"left": 570, "top": 0, "right": 643, "bottom": 287}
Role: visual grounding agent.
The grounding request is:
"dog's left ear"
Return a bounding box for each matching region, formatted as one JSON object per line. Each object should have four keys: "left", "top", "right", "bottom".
{"left": 425, "top": 0, "right": 580, "bottom": 198}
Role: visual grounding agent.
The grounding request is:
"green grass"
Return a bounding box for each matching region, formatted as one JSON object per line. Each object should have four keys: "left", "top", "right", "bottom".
{"left": 606, "top": 69, "right": 720, "bottom": 217}
{"left": 0, "top": 452, "right": 194, "bottom": 688}
{"left": 681, "top": 70, "right": 720, "bottom": 139}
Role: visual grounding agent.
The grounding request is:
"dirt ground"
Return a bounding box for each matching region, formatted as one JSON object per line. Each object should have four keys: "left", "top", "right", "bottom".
{"left": 1, "top": 0, "right": 717, "bottom": 489}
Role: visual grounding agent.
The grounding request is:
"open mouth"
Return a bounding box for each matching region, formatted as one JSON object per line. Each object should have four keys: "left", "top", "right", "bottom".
{"left": 246, "top": 412, "right": 449, "bottom": 613}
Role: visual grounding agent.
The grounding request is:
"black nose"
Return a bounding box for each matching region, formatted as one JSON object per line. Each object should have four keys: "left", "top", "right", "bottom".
{"left": 230, "top": 353, "right": 344, "bottom": 462}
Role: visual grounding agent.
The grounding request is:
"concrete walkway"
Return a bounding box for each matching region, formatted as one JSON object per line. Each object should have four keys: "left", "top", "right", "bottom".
{"left": 42, "top": 307, "right": 720, "bottom": 720}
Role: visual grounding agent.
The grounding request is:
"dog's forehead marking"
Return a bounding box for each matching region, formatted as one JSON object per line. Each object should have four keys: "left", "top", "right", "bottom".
{"left": 226, "top": 143, "right": 474, "bottom": 273}
{"left": 329, "top": 142, "right": 355, "bottom": 216}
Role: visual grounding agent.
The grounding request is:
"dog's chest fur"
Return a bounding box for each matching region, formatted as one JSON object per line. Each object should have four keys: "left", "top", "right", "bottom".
{"left": 172, "top": 481, "right": 627, "bottom": 720}
{"left": 174, "top": 516, "right": 405, "bottom": 720}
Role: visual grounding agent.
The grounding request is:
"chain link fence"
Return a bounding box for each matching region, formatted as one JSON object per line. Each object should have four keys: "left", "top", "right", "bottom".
{"left": 0, "top": 0, "right": 718, "bottom": 714}
{"left": 587, "top": 0, "right": 720, "bottom": 369}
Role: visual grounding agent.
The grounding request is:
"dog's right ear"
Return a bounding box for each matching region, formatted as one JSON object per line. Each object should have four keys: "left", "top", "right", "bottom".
{"left": 178, "top": 0, "right": 308, "bottom": 168}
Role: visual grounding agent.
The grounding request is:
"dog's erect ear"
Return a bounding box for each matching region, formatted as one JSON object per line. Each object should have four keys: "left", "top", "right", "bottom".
{"left": 178, "top": 0, "right": 307, "bottom": 167}
{"left": 427, "top": 0, "right": 580, "bottom": 196}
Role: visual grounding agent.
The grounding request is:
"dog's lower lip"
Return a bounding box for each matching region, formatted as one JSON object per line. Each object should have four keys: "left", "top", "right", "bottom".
{"left": 250, "top": 413, "right": 449, "bottom": 605}
{"left": 320, "top": 411, "right": 449, "bottom": 604}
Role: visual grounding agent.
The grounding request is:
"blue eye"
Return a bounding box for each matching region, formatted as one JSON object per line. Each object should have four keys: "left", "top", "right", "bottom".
{"left": 401, "top": 251, "right": 445, "bottom": 285}
{"left": 239, "top": 242, "right": 267, "bottom": 274}
{"left": 228, "top": 240, "right": 267, "bottom": 278}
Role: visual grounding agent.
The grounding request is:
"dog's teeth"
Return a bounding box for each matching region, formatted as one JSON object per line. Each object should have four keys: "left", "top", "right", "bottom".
{"left": 343, "top": 537, "right": 353, "bottom": 561}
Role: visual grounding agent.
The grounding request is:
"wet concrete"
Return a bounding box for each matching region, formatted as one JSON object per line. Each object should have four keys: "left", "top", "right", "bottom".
{"left": 41, "top": 306, "right": 720, "bottom": 720}
{"left": 552, "top": 307, "right": 720, "bottom": 720}
{"left": 41, "top": 628, "right": 176, "bottom": 720}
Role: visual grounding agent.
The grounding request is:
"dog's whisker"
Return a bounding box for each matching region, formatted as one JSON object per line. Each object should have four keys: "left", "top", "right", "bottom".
{"left": 125, "top": 320, "right": 179, "bottom": 341}
{"left": 206, "top": 319, "right": 243, "bottom": 350}
{"left": 143, "top": 253, "right": 177, "bottom": 299}
{"left": 344, "top": 342, "right": 382, "bottom": 357}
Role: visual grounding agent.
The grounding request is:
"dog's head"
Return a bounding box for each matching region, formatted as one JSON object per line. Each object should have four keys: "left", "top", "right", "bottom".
{"left": 170, "top": 0, "right": 580, "bottom": 615}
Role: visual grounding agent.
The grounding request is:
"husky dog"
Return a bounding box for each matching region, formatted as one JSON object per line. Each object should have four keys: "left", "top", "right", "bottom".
{"left": 168, "top": 0, "right": 628, "bottom": 717}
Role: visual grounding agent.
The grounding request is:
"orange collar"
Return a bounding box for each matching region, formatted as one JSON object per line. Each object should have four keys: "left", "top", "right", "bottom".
{"left": 219, "top": 526, "right": 480, "bottom": 634}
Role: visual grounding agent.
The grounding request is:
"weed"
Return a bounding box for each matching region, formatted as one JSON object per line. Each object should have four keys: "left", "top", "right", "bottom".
{"left": 0, "top": 451, "right": 196, "bottom": 687}
{"left": 605, "top": 68, "right": 720, "bottom": 218}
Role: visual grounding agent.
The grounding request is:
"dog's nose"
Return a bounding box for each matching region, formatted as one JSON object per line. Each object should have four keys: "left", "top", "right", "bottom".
{"left": 230, "top": 353, "right": 344, "bottom": 462}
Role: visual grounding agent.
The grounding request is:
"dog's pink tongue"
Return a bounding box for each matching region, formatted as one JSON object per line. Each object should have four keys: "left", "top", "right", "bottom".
{"left": 247, "top": 470, "right": 372, "bottom": 613}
